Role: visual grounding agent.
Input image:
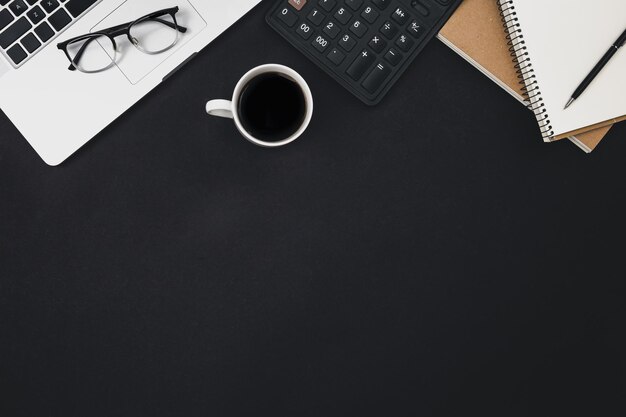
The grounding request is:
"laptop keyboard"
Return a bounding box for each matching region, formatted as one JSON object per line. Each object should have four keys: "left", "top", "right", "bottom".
{"left": 0, "top": 0, "right": 101, "bottom": 67}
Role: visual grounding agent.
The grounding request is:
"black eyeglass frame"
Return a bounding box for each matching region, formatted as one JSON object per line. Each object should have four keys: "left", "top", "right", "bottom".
{"left": 57, "top": 6, "right": 188, "bottom": 73}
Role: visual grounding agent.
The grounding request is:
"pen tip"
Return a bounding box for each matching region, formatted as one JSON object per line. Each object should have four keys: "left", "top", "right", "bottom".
{"left": 564, "top": 98, "right": 574, "bottom": 110}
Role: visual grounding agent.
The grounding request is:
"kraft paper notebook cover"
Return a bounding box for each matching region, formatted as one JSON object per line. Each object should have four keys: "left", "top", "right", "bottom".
{"left": 437, "top": 0, "right": 613, "bottom": 152}
{"left": 497, "top": 0, "right": 626, "bottom": 142}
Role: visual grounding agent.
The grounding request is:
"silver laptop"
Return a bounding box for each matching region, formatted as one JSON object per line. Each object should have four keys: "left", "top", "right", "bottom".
{"left": 0, "top": 0, "right": 260, "bottom": 165}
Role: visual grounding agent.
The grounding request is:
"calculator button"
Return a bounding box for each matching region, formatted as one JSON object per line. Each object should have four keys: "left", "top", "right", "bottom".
{"left": 278, "top": 7, "right": 298, "bottom": 27}
{"left": 323, "top": 21, "right": 340, "bottom": 38}
{"left": 327, "top": 47, "right": 345, "bottom": 65}
{"left": 338, "top": 33, "right": 356, "bottom": 51}
{"left": 380, "top": 21, "right": 397, "bottom": 39}
{"left": 384, "top": 48, "right": 402, "bottom": 65}
{"left": 349, "top": 19, "right": 367, "bottom": 38}
{"left": 372, "top": 0, "right": 390, "bottom": 9}
{"left": 296, "top": 22, "right": 314, "bottom": 39}
{"left": 318, "top": 0, "right": 335, "bottom": 12}
{"left": 307, "top": 8, "right": 325, "bottom": 25}
{"left": 368, "top": 35, "right": 386, "bottom": 53}
{"left": 346, "top": 49, "right": 375, "bottom": 80}
{"left": 395, "top": 33, "right": 413, "bottom": 51}
{"left": 361, "top": 6, "right": 379, "bottom": 24}
{"left": 312, "top": 34, "right": 330, "bottom": 53}
{"left": 334, "top": 7, "right": 351, "bottom": 25}
{"left": 288, "top": 0, "right": 307, "bottom": 11}
{"left": 345, "top": 0, "right": 363, "bottom": 11}
{"left": 362, "top": 62, "right": 391, "bottom": 93}
{"left": 391, "top": 7, "right": 409, "bottom": 24}
{"left": 412, "top": 1, "right": 430, "bottom": 16}
{"left": 407, "top": 20, "right": 423, "bottom": 38}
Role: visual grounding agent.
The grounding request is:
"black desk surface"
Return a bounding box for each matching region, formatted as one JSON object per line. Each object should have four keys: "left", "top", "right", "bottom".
{"left": 1, "top": 2, "right": 625, "bottom": 416}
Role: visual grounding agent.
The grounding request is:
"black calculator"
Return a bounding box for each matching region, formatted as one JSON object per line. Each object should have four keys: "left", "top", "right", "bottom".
{"left": 267, "top": 0, "right": 462, "bottom": 105}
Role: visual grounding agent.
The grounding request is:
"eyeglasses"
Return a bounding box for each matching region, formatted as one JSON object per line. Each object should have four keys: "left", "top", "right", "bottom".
{"left": 57, "top": 7, "right": 187, "bottom": 74}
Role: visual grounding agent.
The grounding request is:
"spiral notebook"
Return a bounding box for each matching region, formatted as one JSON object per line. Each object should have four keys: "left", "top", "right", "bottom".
{"left": 437, "top": 0, "right": 612, "bottom": 152}
{"left": 498, "top": 0, "right": 626, "bottom": 141}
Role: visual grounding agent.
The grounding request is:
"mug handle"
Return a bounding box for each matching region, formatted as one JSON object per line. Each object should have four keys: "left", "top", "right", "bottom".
{"left": 206, "top": 99, "right": 233, "bottom": 119}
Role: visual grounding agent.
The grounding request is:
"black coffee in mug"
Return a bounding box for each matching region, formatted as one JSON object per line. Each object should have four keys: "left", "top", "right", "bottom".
{"left": 237, "top": 72, "right": 307, "bottom": 142}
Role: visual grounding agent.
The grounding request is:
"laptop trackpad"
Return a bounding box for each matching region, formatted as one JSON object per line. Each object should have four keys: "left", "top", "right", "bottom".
{"left": 91, "top": 0, "right": 206, "bottom": 84}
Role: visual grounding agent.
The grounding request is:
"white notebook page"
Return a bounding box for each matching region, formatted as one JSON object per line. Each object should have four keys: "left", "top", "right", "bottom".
{"left": 511, "top": 0, "right": 626, "bottom": 136}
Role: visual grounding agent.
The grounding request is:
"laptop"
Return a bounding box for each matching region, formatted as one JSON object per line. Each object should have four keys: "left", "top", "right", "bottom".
{"left": 0, "top": 0, "right": 261, "bottom": 165}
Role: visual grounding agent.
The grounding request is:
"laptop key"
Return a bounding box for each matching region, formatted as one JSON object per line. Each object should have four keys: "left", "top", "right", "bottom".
{"left": 26, "top": 5, "right": 45, "bottom": 24}
{"left": 21, "top": 31, "right": 41, "bottom": 52}
{"left": 0, "top": 9, "right": 14, "bottom": 32}
{"left": 9, "top": 0, "right": 28, "bottom": 16}
{"left": 0, "top": 0, "right": 10, "bottom": 5}
{"left": 48, "top": 8, "right": 71, "bottom": 31}
{"left": 40, "top": 0, "right": 59, "bottom": 13}
{"left": 6, "top": 42, "right": 27, "bottom": 64}
{"left": 65, "top": 0, "right": 98, "bottom": 18}
{"left": 0, "top": 17, "right": 31, "bottom": 49}
{"left": 34, "top": 20, "right": 53, "bottom": 42}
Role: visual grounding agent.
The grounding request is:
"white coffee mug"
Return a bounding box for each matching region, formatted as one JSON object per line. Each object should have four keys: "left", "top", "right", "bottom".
{"left": 206, "top": 64, "right": 313, "bottom": 147}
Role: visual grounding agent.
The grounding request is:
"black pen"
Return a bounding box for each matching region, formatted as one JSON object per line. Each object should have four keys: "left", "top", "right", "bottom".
{"left": 564, "top": 28, "right": 626, "bottom": 109}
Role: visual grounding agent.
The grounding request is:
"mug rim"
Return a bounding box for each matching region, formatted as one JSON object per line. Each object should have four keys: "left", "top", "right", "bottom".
{"left": 230, "top": 64, "right": 313, "bottom": 147}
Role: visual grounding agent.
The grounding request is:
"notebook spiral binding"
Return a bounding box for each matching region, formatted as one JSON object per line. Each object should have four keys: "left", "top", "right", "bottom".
{"left": 497, "top": 0, "right": 554, "bottom": 140}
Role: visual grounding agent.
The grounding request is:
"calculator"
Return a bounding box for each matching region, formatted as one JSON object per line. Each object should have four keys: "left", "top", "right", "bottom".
{"left": 267, "top": 0, "right": 462, "bottom": 105}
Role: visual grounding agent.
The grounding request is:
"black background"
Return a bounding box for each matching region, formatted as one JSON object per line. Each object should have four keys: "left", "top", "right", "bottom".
{"left": 1, "top": 2, "right": 625, "bottom": 416}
